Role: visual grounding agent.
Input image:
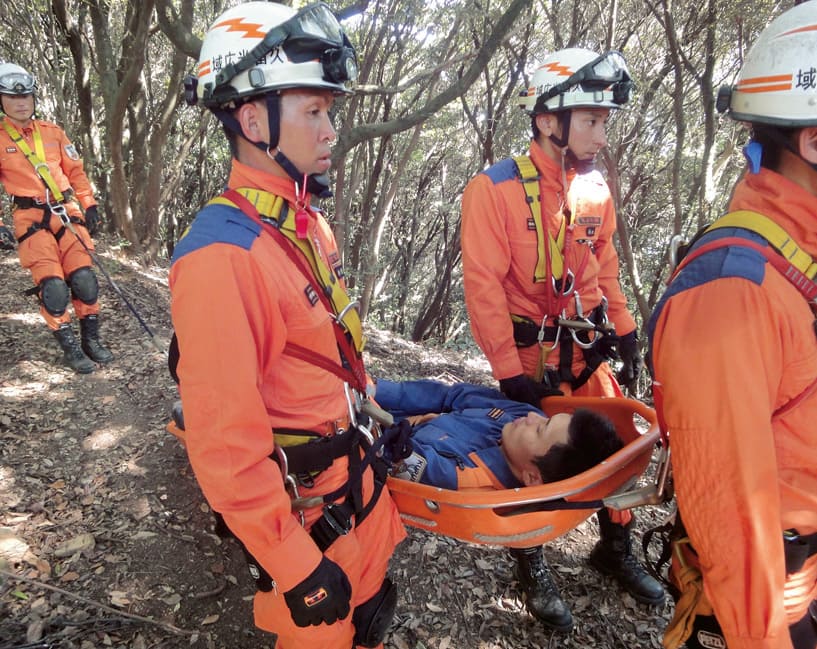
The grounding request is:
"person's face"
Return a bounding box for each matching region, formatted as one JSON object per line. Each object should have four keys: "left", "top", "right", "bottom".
{"left": 501, "top": 411, "right": 571, "bottom": 486}
{"left": 276, "top": 89, "right": 337, "bottom": 177}
{"left": 1, "top": 93, "right": 34, "bottom": 125}
{"left": 566, "top": 107, "right": 611, "bottom": 161}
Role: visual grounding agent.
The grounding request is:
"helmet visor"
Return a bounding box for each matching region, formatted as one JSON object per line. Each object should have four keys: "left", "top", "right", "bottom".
{"left": 0, "top": 71, "right": 35, "bottom": 95}
{"left": 292, "top": 2, "right": 346, "bottom": 46}
{"left": 540, "top": 50, "right": 632, "bottom": 105}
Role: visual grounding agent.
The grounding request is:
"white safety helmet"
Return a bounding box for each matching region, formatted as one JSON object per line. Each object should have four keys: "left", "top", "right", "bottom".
{"left": 0, "top": 63, "right": 36, "bottom": 96}
{"left": 718, "top": 2, "right": 817, "bottom": 127}
{"left": 187, "top": 1, "right": 358, "bottom": 109}
{"left": 519, "top": 48, "right": 633, "bottom": 115}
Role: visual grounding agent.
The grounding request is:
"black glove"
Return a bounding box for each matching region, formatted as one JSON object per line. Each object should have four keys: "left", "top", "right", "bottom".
{"left": 284, "top": 556, "right": 352, "bottom": 627}
{"left": 84, "top": 205, "right": 100, "bottom": 235}
{"left": 617, "top": 331, "right": 644, "bottom": 389}
{"left": 383, "top": 419, "right": 413, "bottom": 464}
{"left": 0, "top": 225, "right": 14, "bottom": 250}
{"left": 499, "top": 374, "right": 563, "bottom": 407}
{"left": 593, "top": 328, "right": 619, "bottom": 360}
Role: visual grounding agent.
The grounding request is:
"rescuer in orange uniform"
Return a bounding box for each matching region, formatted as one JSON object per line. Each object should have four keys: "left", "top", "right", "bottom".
{"left": 461, "top": 48, "right": 663, "bottom": 631}
{"left": 649, "top": 4, "right": 817, "bottom": 648}
{"left": 0, "top": 62, "right": 112, "bottom": 374}
{"left": 169, "top": 4, "right": 405, "bottom": 648}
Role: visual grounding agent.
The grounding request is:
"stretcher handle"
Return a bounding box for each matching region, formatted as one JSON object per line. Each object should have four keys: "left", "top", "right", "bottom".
{"left": 360, "top": 400, "right": 394, "bottom": 427}
{"left": 603, "top": 485, "right": 664, "bottom": 510}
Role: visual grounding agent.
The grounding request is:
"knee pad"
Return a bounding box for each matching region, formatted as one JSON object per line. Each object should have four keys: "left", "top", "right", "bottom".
{"left": 39, "top": 276, "right": 70, "bottom": 316}
{"left": 352, "top": 578, "right": 397, "bottom": 648}
{"left": 68, "top": 266, "right": 99, "bottom": 305}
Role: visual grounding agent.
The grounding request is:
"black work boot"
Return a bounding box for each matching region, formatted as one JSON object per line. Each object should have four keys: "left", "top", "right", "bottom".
{"left": 79, "top": 315, "right": 114, "bottom": 364}
{"left": 53, "top": 324, "right": 96, "bottom": 374}
{"left": 510, "top": 546, "right": 573, "bottom": 632}
{"left": 589, "top": 511, "right": 665, "bottom": 605}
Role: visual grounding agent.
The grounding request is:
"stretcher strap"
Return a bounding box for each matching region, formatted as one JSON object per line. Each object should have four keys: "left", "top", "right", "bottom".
{"left": 522, "top": 497, "right": 606, "bottom": 512}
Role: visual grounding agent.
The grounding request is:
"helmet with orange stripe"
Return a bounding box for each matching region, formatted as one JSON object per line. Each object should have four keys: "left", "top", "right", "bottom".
{"left": 718, "top": 2, "right": 817, "bottom": 127}
{"left": 518, "top": 48, "right": 633, "bottom": 169}
{"left": 519, "top": 48, "right": 633, "bottom": 115}
{"left": 184, "top": 1, "right": 358, "bottom": 197}
{"left": 188, "top": 1, "right": 357, "bottom": 109}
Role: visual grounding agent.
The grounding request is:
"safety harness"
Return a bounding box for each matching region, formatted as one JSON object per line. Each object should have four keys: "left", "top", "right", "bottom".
{"left": 0, "top": 118, "right": 83, "bottom": 244}
{"left": 182, "top": 188, "right": 396, "bottom": 567}
{"left": 649, "top": 210, "right": 817, "bottom": 648}
{"left": 511, "top": 155, "right": 615, "bottom": 390}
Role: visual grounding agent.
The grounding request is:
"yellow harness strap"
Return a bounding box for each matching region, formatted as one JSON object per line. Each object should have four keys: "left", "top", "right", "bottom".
{"left": 663, "top": 538, "right": 715, "bottom": 649}
{"left": 514, "top": 155, "right": 566, "bottom": 281}
{"left": 707, "top": 210, "right": 817, "bottom": 280}
{"left": 273, "top": 430, "right": 321, "bottom": 448}
{"left": 1, "top": 119, "right": 65, "bottom": 202}
{"left": 210, "top": 188, "right": 365, "bottom": 353}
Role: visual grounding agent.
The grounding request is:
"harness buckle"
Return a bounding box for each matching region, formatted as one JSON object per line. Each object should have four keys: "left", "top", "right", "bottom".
{"left": 321, "top": 503, "right": 352, "bottom": 537}
{"left": 49, "top": 203, "right": 70, "bottom": 226}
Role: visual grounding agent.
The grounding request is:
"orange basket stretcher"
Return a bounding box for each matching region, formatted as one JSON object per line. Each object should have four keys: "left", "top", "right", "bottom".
{"left": 385, "top": 395, "right": 661, "bottom": 550}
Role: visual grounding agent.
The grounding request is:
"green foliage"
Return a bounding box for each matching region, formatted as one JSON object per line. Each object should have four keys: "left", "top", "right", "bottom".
{"left": 0, "top": 0, "right": 792, "bottom": 344}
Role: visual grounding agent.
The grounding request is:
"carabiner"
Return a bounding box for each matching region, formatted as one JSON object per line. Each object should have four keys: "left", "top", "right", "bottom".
{"left": 343, "top": 382, "right": 360, "bottom": 429}
{"left": 272, "top": 445, "right": 306, "bottom": 525}
{"left": 336, "top": 300, "right": 360, "bottom": 324}
{"left": 552, "top": 269, "right": 575, "bottom": 298}
{"left": 538, "top": 315, "right": 560, "bottom": 351}
{"left": 569, "top": 324, "right": 596, "bottom": 350}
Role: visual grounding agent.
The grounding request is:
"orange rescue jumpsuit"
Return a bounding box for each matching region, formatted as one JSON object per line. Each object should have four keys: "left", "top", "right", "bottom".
{"left": 0, "top": 117, "right": 98, "bottom": 329}
{"left": 650, "top": 168, "right": 817, "bottom": 648}
{"left": 169, "top": 160, "right": 405, "bottom": 649}
{"left": 461, "top": 139, "right": 636, "bottom": 399}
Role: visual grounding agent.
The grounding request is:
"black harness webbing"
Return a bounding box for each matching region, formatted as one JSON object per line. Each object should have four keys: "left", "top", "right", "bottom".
{"left": 511, "top": 303, "right": 613, "bottom": 390}
{"left": 784, "top": 530, "right": 817, "bottom": 576}
{"left": 13, "top": 189, "right": 79, "bottom": 244}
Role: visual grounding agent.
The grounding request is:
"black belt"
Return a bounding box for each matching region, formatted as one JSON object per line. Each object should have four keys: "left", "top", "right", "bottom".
{"left": 512, "top": 318, "right": 559, "bottom": 347}
{"left": 785, "top": 530, "right": 817, "bottom": 575}
{"left": 276, "top": 427, "right": 360, "bottom": 476}
{"left": 512, "top": 306, "right": 606, "bottom": 348}
{"left": 13, "top": 189, "right": 74, "bottom": 209}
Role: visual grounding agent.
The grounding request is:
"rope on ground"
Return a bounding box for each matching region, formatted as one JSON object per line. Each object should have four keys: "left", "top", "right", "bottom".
{"left": 0, "top": 568, "right": 195, "bottom": 636}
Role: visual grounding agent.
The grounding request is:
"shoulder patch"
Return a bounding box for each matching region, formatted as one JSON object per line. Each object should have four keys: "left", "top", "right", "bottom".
{"left": 171, "top": 203, "right": 261, "bottom": 265}
{"left": 482, "top": 158, "right": 521, "bottom": 185}
{"left": 64, "top": 144, "right": 79, "bottom": 160}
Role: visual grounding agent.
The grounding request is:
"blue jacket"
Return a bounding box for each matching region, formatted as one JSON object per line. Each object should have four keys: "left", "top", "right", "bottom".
{"left": 375, "top": 379, "right": 541, "bottom": 490}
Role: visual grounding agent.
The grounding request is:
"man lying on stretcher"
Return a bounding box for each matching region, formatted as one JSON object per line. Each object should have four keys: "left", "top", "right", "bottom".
{"left": 374, "top": 379, "right": 622, "bottom": 490}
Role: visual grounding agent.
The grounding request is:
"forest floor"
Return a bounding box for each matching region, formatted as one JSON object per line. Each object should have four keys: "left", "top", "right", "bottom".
{"left": 0, "top": 235, "right": 675, "bottom": 649}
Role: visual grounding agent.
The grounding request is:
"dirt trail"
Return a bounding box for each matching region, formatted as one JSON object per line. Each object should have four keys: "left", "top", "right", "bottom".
{"left": 0, "top": 239, "right": 673, "bottom": 648}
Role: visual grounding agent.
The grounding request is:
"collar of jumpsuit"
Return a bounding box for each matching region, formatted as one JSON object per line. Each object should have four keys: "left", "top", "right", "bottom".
{"left": 228, "top": 157, "right": 311, "bottom": 208}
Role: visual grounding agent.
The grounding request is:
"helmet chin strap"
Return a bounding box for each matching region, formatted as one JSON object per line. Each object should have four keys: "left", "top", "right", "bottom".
{"left": 548, "top": 110, "right": 596, "bottom": 175}
{"left": 270, "top": 148, "right": 333, "bottom": 198}
{"left": 263, "top": 92, "right": 333, "bottom": 198}
{"left": 214, "top": 92, "right": 333, "bottom": 199}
